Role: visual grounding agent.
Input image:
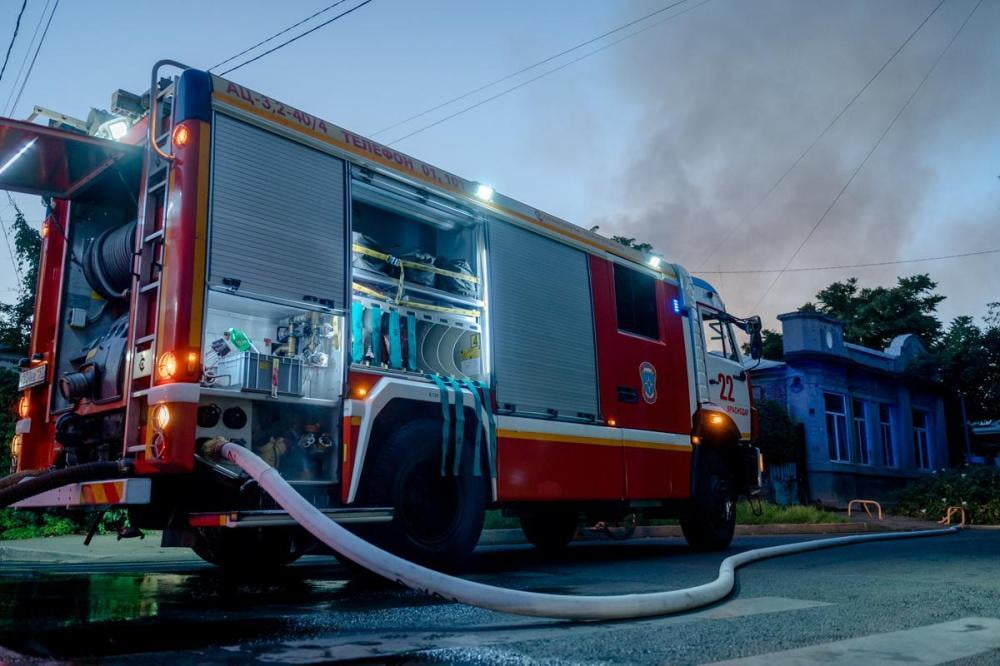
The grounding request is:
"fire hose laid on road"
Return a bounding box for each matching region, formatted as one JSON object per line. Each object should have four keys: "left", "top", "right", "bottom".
{"left": 0, "top": 444, "right": 958, "bottom": 621}
{"left": 214, "top": 442, "right": 958, "bottom": 621}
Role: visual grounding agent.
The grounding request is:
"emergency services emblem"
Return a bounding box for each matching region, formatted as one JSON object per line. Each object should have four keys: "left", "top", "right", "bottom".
{"left": 639, "top": 362, "right": 657, "bottom": 404}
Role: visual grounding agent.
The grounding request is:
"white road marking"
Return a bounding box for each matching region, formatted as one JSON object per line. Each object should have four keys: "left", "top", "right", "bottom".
{"left": 257, "top": 596, "right": 829, "bottom": 662}
{"left": 707, "top": 617, "right": 1000, "bottom": 665}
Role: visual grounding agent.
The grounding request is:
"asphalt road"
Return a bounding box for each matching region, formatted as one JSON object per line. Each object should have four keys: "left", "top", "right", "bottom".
{"left": 1, "top": 530, "right": 999, "bottom": 664}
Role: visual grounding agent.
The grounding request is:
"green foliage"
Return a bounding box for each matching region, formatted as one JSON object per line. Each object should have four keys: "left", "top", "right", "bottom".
{"left": 800, "top": 274, "right": 944, "bottom": 350}
{"left": 0, "top": 369, "right": 17, "bottom": 473}
{"left": 0, "top": 509, "right": 77, "bottom": 540}
{"left": 895, "top": 466, "right": 1000, "bottom": 525}
{"left": 760, "top": 329, "right": 784, "bottom": 361}
{"left": 0, "top": 202, "right": 41, "bottom": 471}
{"left": 914, "top": 304, "right": 1000, "bottom": 421}
{"left": 756, "top": 399, "right": 802, "bottom": 465}
{"left": 611, "top": 235, "right": 654, "bottom": 253}
{"left": 0, "top": 507, "right": 131, "bottom": 540}
{"left": 735, "top": 500, "right": 846, "bottom": 525}
{"left": 0, "top": 203, "right": 41, "bottom": 353}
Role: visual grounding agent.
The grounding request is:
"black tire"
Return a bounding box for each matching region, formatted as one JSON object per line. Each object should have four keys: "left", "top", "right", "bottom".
{"left": 192, "top": 528, "right": 303, "bottom": 572}
{"left": 681, "top": 447, "right": 736, "bottom": 551}
{"left": 519, "top": 507, "right": 578, "bottom": 553}
{"left": 364, "top": 419, "right": 487, "bottom": 569}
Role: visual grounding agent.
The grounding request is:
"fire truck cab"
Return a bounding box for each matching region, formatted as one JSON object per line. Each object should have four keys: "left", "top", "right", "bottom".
{"left": 2, "top": 62, "right": 763, "bottom": 570}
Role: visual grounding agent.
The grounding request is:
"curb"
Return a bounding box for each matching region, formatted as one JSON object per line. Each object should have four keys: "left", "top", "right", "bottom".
{"left": 0, "top": 545, "right": 113, "bottom": 563}
{"left": 0, "top": 521, "right": 959, "bottom": 564}
{"left": 476, "top": 522, "right": 902, "bottom": 546}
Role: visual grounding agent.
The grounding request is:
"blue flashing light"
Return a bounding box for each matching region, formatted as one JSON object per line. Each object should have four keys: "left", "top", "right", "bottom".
{"left": 672, "top": 298, "right": 681, "bottom": 314}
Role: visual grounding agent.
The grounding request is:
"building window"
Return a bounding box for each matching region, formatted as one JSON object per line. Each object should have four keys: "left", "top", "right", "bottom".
{"left": 913, "top": 409, "right": 932, "bottom": 470}
{"left": 852, "top": 399, "right": 870, "bottom": 465}
{"left": 614, "top": 264, "right": 659, "bottom": 339}
{"left": 879, "top": 404, "right": 896, "bottom": 467}
{"left": 825, "top": 393, "right": 850, "bottom": 462}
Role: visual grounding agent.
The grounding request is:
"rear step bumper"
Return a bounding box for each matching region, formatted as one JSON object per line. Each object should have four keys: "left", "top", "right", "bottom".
{"left": 188, "top": 507, "right": 394, "bottom": 528}
{"left": 12, "top": 478, "right": 152, "bottom": 508}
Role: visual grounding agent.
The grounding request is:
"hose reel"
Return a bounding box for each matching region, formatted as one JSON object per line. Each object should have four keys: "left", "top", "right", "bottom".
{"left": 82, "top": 221, "right": 137, "bottom": 300}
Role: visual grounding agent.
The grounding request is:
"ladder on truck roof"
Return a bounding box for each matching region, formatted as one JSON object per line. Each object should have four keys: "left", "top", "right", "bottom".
{"left": 122, "top": 67, "right": 181, "bottom": 458}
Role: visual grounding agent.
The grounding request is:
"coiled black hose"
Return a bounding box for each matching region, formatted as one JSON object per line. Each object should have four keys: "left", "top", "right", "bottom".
{"left": 82, "top": 221, "right": 137, "bottom": 301}
{"left": 0, "top": 461, "right": 131, "bottom": 508}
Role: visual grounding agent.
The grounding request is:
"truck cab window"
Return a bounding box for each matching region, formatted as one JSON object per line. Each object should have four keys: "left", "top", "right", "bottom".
{"left": 701, "top": 310, "right": 739, "bottom": 362}
{"left": 614, "top": 263, "right": 659, "bottom": 339}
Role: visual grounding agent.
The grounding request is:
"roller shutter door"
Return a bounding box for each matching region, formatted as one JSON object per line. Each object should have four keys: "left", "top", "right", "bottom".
{"left": 209, "top": 114, "right": 347, "bottom": 308}
{"left": 489, "top": 221, "right": 599, "bottom": 419}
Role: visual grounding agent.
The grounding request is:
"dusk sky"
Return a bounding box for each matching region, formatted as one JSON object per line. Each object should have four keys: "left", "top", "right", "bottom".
{"left": 0, "top": 0, "right": 996, "bottom": 334}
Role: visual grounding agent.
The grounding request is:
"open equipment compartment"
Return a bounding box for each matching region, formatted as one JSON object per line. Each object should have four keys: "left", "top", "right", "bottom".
{"left": 197, "top": 112, "right": 350, "bottom": 492}
{"left": 350, "top": 169, "right": 485, "bottom": 381}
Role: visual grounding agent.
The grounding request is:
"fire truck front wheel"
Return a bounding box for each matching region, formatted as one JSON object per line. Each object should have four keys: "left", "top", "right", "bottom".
{"left": 680, "top": 447, "right": 736, "bottom": 551}
{"left": 365, "top": 419, "right": 487, "bottom": 569}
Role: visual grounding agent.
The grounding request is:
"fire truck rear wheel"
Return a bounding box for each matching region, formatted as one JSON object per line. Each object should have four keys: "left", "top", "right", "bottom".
{"left": 519, "top": 508, "right": 578, "bottom": 553}
{"left": 680, "top": 447, "right": 736, "bottom": 551}
{"left": 192, "top": 528, "right": 304, "bottom": 572}
{"left": 366, "top": 419, "right": 487, "bottom": 569}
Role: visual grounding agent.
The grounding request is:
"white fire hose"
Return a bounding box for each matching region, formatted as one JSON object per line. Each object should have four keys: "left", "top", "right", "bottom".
{"left": 219, "top": 442, "right": 959, "bottom": 621}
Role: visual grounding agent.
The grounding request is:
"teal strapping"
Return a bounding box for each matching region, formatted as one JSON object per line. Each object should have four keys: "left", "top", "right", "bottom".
{"left": 428, "top": 374, "right": 452, "bottom": 476}
{"left": 351, "top": 301, "right": 364, "bottom": 363}
{"left": 369, "top": 304, "right": 382, "bottom": 366}
{"left": 459, "top": 378, "right": 485, "bottom": 477}
{"left": 445, "top": 377, "right": 465, "bottom": 476}
{"left": 473, "top": 380, "right": 497, "bottom": 480}
{"left": 406, "top": 314, "right": 417, "bottom": 371}
{"left": 388, "top": 311, "right": 402, "bottom": 369}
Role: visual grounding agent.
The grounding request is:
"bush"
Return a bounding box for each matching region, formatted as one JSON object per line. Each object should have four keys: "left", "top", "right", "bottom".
{"left": 756, "top": 399, "right": 802, "bottom": 465}
{"left": 0, "top": 507, "right": 131, "bottom": 540}
{"left": 895, "top": 466, "right": 1000, "bottom": 525}
{"left": 0, "top": 509, "right": 77, "bottom": 540}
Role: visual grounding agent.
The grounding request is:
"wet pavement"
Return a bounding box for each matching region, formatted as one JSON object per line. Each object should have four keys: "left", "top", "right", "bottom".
{"left": 2, "top": 531, "right": 999, "bottom": 664}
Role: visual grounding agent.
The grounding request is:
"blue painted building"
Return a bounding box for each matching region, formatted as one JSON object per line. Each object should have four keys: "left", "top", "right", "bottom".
{"left": 749, "top": 312, "right": 949, "bottom": 507}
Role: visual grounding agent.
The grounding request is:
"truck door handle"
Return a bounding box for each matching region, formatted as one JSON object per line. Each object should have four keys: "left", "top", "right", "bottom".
{"left": 709, "top": 379, "right": 720, "bottom": 385}
{"left": 616, "top": 386, "right": 639, "bottom": 403}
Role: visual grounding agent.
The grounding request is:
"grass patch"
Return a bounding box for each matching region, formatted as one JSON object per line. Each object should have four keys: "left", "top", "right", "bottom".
{"left": 483, "top": 502, "right": 845, "bottom": 532}
{"left": 735, "top": 501, "right": 846, "bottom": 525}
{"left": 483, "top": 510, "right": 520, "bottom": 530}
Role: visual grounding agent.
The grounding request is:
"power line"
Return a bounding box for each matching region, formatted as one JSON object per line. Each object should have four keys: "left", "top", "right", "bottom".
{"left": 0, "top": 211, "right": 21, "bottom": 289}
{"left": 7, "top": 0, "right": 58, "bottom": 117}
{"left": 692, "top": 0, "right": 946, "bottom": 271}
{"left": 371, "top": 0, "right": 695, "bottom": 139}
{"left": 695, "top": 247, "right": 1000, "bottom": 275}
{"left": 0, "top": 0, "right": 28, "bottom": 84}
{"left": 219, "top": 0, "right": 375, "bottom": 76}
{"left": 209, "top": 0, "right": 352, "bottom": 72}
{"left": 752, "top": 0, "right": 985, "bottom": 311}
{"left": 3, "top": 0, "right": 50, "bottom": 115}
{"left": 386, "top": 0, "right": 712, "bottom": 146}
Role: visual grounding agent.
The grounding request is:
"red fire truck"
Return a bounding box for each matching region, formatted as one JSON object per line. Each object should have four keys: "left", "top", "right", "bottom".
{"left": 1, "top": 61, "right": 763, "bottom": 570}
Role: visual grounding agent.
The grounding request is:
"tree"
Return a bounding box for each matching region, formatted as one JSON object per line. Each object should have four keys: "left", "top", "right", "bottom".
{"left": 0, "top": 204, "right": 41, "bottom": 352}
{"left": 800, "top": 274, "right": 944, "bottom": 350}
{"left": 756, "top": 399, "right": 802, "bottom": 465}
{"left": 611, "top": 235, "right": 654, "bottom": 253}
{"left": 0, "top": 202, "right": 41, "bottom": 471}
{"left": 760, "top": 329, "right": 784, "bottom": 361}
{"left": 916, "top": 304, "right": 1000, "bottom": 422}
